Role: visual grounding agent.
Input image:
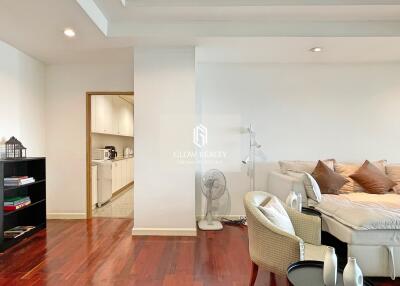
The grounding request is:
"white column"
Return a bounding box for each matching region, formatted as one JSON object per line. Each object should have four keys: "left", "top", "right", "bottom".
{"left": 133, "top": 48, "right": 196, "bottom": 236}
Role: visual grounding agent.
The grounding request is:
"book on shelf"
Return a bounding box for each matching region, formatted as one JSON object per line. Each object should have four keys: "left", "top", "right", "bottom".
{"left": 4, "top": 196, "right": 31, "bottom": 211}
{"left": 5, "top": 176, "right": 28, "bottom": 180}
{"left": 4, "top": 200, "right": 31, "bottom": 211}
{"left": 4, "top": 196, "right": 31, "bottom": 206}
{"left": 4, "top": 176, "right": 35, "bottom": 186}
{"left": 4, "top": 226, "right": 35, "bottom": 239}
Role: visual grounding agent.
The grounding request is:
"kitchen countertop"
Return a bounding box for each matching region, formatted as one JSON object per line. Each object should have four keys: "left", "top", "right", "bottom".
{"left": 92, "top": 156, "right": 133, "bottom": 165}
{"left": 111, "top": 156, "right": 134, "bottom": 162}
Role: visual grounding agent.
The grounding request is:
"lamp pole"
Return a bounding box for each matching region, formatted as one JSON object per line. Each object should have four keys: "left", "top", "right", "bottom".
{"left": 244, "top": 124, "right": 261, "bottom": 192}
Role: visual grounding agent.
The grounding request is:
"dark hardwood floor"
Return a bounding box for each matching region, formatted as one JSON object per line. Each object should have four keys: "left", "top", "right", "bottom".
{"left": 0, "top": 219, "right": 397, "bottom": 286}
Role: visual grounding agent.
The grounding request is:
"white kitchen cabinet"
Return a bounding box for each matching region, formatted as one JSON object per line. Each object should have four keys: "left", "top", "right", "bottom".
{"left": 117, "top": 98, "right": 133, "bottom": 137}
{"left": 111, "top": 96, "right": 132, "bottom": 137}
{"left": 128, "top": 103, "right": 134, "bottom": 137}
{"left": 111, "top": 159, "right": 132, "bottom": 193}
{"left": 112, "top": 97, "right": 120, "bottom": 135}
{"left": 126, "top": 158, "right": 130, "bottom": 183}
{"left": 112, "top": 161, "right": 122, "bottom": 193}
{"left": 97, "top": 158, "right": 133, "bottom": 205}
{"left": 91, "top": 96, "right": 96, "bottom": 132}
{"left": 95, "top": 161, "right": 112, "bottom": 207}
{"left": 91, "top": 165, "right": 98, "bottom": 209}
{"left": 92, "top": 95, "right": 133, "bottom": 137}
{"left": 119, "top": 99, "right": 129, "bottom": 136}
{"left": 93, "top": 95, "right": 114, "bottom": 134}
{"left": 120, "top": 159, "right": 127, "bottom": 187}
{"left": 132, "top": 158, "right": 134, "bottom": 182}
{"left": 127, "top": 158, "right": 133, "bottom": 182}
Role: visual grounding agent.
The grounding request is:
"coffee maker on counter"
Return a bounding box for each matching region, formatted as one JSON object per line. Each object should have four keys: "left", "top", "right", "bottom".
{"left": 104, "top": 146, "right": 117, "bottom": 159}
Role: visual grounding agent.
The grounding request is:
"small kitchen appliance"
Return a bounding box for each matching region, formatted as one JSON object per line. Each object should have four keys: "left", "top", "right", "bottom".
{"left": 93, "top": 148, "right": 110, "bottom": 160}
{"left": 124, "top": 147, "right": 133, "bottom": 158}
{"left": 105, "top": 146, "right": 117, "bottom": 159}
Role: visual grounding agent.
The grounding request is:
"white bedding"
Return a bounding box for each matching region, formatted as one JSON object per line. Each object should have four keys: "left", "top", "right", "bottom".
{"left": 315, "top": 193, "right": 400, "bottom": 230}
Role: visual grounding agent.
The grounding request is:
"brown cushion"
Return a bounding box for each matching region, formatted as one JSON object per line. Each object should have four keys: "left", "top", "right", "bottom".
{"left": 334, "top": 160, "right": 387, "bottom": 193}
{"left": 312, "top": 160, "right": 349, "bottom": 195}
{"left": 350, "top": 160, "right": 396, "bottom": 194}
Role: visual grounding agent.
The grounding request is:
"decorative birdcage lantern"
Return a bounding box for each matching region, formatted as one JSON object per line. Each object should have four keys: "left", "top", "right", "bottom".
{"left": 5, "top": 136, "right": 27, "bottom": 159}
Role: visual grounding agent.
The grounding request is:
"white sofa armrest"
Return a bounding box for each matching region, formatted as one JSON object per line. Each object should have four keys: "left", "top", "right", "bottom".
{"left": 267, "top": 171, "right": 308, "bottom": 206}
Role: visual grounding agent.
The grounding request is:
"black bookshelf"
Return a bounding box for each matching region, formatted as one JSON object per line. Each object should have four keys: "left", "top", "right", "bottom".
{"left": 0, "top": 157, "right": 46, "bottom": 251}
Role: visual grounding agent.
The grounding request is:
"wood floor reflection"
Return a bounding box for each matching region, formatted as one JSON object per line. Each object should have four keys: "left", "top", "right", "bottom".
{"left": 0, "top": 219, "right": 397, "bottom": 285}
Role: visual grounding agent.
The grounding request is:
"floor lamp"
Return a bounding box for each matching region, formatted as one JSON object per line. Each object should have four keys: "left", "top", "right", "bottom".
{"left": 242, "top": 124, "right": 262, "bottom": 192}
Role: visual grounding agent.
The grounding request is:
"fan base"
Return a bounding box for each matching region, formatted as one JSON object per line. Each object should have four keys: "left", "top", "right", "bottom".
{"left": 198, "top": 220, "right": 223, "bottom": 231}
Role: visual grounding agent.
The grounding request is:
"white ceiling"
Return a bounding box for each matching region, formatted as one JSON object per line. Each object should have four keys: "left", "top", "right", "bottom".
{"left": 0, "top": 0, "right": 133, "bottom": 64}
{"left": 196, "top": 37, "right": 400, "bottom": 63}
{"left": 95, "top": 2, "right": 400, "bottom": 22}
{"left": 2, "top": 0, "right": 400, "bottom": 64}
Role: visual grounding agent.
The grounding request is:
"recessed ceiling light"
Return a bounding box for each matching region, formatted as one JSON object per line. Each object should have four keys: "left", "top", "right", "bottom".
{"left": 310, "top": 47, "right": 323, "bottom": 52}
{"left": 64, "top": 28, "right": 76, "bottom": 38}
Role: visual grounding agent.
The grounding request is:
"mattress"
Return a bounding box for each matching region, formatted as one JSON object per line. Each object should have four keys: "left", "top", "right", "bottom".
{"left": 315, "top": 193, "right": 400, "bottom": 230}
{"left": 322, "top": 214, "right": 400, "bottom": 245}
{"left": 313, "top": 194, "right": 400, "bottom": 279}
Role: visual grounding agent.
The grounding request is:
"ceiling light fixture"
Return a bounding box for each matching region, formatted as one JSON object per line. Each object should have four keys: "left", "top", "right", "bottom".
{"left": 64, "top": 28, "right": 76, "bottom": 38}
{"left": 310, "top": 47, "right": 323, "bottom": 52}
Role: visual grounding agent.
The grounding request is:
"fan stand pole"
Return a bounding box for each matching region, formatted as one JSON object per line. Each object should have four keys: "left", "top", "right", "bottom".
{"left": 198, "top": 189, "right": 223, "bottom": 231}
{"left": 206, "top": 193, "right": 213, "bottom": 225}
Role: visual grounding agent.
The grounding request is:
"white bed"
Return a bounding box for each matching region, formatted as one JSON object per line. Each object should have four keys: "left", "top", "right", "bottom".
{"left": 315, "top": 193, "right": 400, "bottom": 231}
{"left": 313, "top": 193, "right": 400, "bottom": 279}
{"left": 268, "top": 171, "right": 400, "bottom": 279}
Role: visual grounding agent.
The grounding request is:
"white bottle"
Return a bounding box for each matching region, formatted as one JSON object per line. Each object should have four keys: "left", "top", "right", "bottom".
{"left": 296, "top": 192, "right": 302, "bottom": 212}
{"left": 285, "top": 191, "right": 299, "bottom": 210}
{"left": 343, "top": 257, "right": 363, "bottom": 286}
{"left": 323, "top": 246, "right": 337, "bottom": 286}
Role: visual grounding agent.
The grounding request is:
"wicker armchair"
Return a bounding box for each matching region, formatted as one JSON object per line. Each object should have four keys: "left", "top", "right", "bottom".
{"left": 244, "top": 191, "right": 327, "bottom": 286}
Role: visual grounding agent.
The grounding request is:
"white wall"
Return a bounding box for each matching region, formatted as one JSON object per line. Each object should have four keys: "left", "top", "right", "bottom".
{"left": 197, "top": 63, "right": 400, "bottom": 216}
{"left": 133, "top": 48, "right": 196, "bottom": 236}
{"left": 45, "top": 63, "right": 133, "bottom": 217}
{"left": 0, "top": 40, "right": 45, "bottom": 157}
{"left": 92, "top": 133, "right": 133, "bottom": 157}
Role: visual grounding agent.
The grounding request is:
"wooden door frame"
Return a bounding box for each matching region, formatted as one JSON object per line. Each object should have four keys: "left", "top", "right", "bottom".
{"left": 86, "top": 91, "right": 134, "bottom": 219}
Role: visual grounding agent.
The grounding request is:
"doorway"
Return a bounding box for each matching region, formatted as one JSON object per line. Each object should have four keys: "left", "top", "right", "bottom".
{"left": 86, "top": 92, "right": 134, "bottom": 219}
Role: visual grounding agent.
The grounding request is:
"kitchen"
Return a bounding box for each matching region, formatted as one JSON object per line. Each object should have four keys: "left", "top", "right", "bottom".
{"left": 90, "top": 94, "right": 134, "bottom": 218}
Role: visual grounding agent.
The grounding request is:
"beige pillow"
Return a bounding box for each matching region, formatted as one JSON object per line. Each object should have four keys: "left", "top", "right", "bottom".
{"left": 279, "top": 159, "right": 335, "bottom": 174}
{"left": 350, "top": 160, "right": 396, "bottom": 194}
{"left": 334, "top": 160, "right": 387, "bottom": 193}
{"left": 386, "top": 164, "right": 400, "bottom": 193}
{"left": 258, "top": 196, "right": 295, "bottom": 236}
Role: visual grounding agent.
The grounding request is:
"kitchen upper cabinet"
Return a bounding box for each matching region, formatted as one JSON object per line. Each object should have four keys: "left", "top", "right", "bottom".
{"left": 118, "top": 98, "right": 130, "bottom": 136}
{"left": 91, "top": 96, "right": 96, "bottom": 132}
{"left": 92, "top": 95, "right": 133, "bottom": 137}
{"left": 93, "top": 95, "right": 114, "bottom": 134}
{"left": 128, "top": 103, "right": 134, "bottom": 137}
{"left": 113, "top": 97, "right": 123, "bottom": 135}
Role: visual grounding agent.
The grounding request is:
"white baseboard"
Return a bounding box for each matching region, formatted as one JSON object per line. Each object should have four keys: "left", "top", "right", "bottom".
{"left": 47, "top": 213, "right": 87, "bottom": 219}
{"left": 132, "top": 227, "right": 197, "bottom": 236}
